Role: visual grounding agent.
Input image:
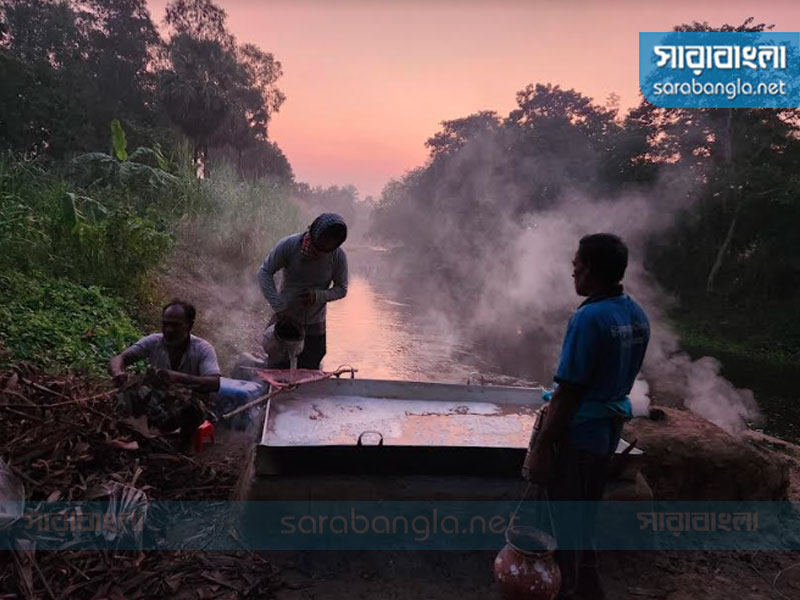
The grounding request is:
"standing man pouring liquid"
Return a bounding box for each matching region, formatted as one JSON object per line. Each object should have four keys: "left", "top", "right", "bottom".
{"left": 257, "top": 213, "right": 349, "bottom": 369}
{"left": 523, "top": 233, "right": 650, "bottom": 600}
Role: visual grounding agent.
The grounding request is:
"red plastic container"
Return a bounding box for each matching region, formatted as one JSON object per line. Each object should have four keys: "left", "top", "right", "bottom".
{"left": 193, "top": 420, "right": 215, "bottom": 452}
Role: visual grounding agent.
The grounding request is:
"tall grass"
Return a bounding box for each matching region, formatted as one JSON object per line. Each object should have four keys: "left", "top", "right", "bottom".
{"left": 175, "top": 162, "right": 300, "bottom": 272}
{"left": 160, "top": 163, "right": 302, "bottom": 368}
{"left": 0, "top": 151, "right": 301, "bottom": 372}
{"left": 0, "top": 153, "right": 171, "bottom": 301}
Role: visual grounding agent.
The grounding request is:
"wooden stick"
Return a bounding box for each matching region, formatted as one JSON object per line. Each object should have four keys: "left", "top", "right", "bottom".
{"left": 2, "top": 406, "right": 45, "bottom": 421}
{"left": 0, "top": 389, "right": 37, "bottom": 405}
{"left": 240, "top": 366, "right": 358, "bottom": 377}
{"left": 21, "top": 379, "right": 70, "bottom": 400}
{"left": 200, "top": 572, "right": 241, "bottom": 592}
{"left": 221, "top": 387, "right": 288, "bottom": 420}
{"left": 221, "top": 366, "right": 357, "bottom": 421}
{"left": 32, "top": 556, "right": 57, "bottom": 600}
{"left": 8, "top": 463, "right": 42, "bottom": 488}
{"left": 43, "top": 390, "right": 115, "bottom": 407}
{"left": 0, "top": 391, "right": 114, "bottom": 411}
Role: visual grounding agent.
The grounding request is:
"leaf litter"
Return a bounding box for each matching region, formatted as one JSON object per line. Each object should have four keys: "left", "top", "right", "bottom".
{"left": 0, "top": 364, "right": 278, "bottom": 599}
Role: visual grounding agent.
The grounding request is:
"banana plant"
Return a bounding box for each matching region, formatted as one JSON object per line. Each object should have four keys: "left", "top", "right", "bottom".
{"left": 60, "top": 191, "right": 107, "bottom": 234}
{"left": 111, "top": 119, "right": 128, "bottom": 161}
{"left": 72, "top": 120, "right": 178, "bottom": 191}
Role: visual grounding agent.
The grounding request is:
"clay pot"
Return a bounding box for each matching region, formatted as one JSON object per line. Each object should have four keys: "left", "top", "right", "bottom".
{"left": 494, "top": 527, "right": 561, "bottom": 600}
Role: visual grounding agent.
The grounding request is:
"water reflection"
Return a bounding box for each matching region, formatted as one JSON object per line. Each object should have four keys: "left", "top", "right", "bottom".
{"left": 323, "top": 276, "right": 490, "bottom": 382}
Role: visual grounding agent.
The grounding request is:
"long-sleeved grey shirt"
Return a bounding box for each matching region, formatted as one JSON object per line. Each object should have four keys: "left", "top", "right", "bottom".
{"left": 257, "top": 233, "right": 348, "bottom": 334}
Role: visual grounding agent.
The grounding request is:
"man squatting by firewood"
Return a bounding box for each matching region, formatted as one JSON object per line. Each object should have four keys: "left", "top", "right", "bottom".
{"left": 109, "top": 300, "right": 221, "bottom": 447}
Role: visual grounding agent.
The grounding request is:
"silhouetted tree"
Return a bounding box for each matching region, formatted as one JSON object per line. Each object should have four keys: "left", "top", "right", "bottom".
{"left": 159, "top": 0, "right": 285, "bottom": 176}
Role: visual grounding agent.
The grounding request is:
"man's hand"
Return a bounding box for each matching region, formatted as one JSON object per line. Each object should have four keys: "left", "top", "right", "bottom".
{"left": 154, "top": 368, "right": 177, "bottom": 385}
{"left": 298, "top": 290, "right": 317, "bottom": 307}
{"left": 112, "top": 372, "right": 129, "bottom": 388}
{"left": 522, "top": 444, "right": 555, "bottom": 483}
{"left": 110, "top": 353, "right": 130, "bottom": 388}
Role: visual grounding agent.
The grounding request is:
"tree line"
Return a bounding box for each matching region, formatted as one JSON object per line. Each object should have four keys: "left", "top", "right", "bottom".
{"left": 0, "top": 0, "right": 292, "bottom": 181}
{"left": 371, "top": 18, "right": 800, "bottom": 363}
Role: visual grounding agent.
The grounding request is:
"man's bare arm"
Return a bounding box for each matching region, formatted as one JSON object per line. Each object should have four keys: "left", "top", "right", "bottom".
{"left": 109, "top": 349, "right": 138, "bottom": 386}
{"left": 159, "top": 371, "right": 220, "bottom": 393}
{"left": 523, "top": 382, "right": 584, "bottom": 482}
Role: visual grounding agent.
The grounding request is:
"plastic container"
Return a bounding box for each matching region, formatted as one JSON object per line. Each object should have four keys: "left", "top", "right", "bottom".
{"left": 219, "top": 377, "right": 264, "bottom": 399}
{"left": 216, "top": 377, "right": 265, "bottom": 430}
{"left": 193, "top": 420, "right": 215, "bottom": 452}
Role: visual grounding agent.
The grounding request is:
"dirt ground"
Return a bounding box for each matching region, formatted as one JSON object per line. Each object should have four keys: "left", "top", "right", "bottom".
{"left": 200, "top": 427, "right": 800, "bottom": 600}
{"left": 266, "top": 549, "right": 800, "bottom": 600}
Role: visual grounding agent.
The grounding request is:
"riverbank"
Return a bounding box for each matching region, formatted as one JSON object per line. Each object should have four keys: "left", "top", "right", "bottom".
{"left": 0, "top": 152, "right": 300, "bottom": 375}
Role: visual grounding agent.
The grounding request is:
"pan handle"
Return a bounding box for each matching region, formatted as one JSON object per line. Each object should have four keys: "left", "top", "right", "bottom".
{"left": 356, "top": 431, "right": 384, "bottom": 447}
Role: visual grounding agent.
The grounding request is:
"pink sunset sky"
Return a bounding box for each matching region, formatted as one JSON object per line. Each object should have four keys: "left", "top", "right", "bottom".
{"left": 147, "top": 0, "right": 800, "bottom": 197}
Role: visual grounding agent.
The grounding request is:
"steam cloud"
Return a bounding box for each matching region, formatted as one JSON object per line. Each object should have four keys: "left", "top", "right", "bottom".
{"left": 498, "top": 194, "right": 759, "bottom": 433}
{"left": 377, "top": 123, "right": 760, "bottom": 434}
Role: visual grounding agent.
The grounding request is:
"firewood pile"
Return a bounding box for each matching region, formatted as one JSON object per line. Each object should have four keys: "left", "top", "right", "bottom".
{"left": 0, "top": 365, "right": 237, "bottom": 502}
{"left": 0, "top": 365, "right": 278, "bottom": 599}
{"left": 2, "top": 548, "right": 280, "bottom": 600}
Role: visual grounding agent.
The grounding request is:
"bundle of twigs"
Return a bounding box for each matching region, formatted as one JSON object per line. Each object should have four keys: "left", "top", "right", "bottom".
{"left": 0, "top": 366, "right": 237, "bottom": 502}
{"left": 0, "top": 365, "right": 278, "bottom": 600}
{"left": 0, "top": 547, "right": 280, "bottom": 600}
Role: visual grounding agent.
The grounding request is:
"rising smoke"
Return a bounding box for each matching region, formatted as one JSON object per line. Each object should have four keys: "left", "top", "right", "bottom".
{"left": 493, "top": 191, "right": 759, "bottom": 433}
{"left": 375, "top": 113, "right": 760, "bottom": 434}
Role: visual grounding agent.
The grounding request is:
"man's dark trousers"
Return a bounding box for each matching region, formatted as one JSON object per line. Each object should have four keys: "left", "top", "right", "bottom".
{"left": 548, "top": 441, "right": 612, "bottom": 599}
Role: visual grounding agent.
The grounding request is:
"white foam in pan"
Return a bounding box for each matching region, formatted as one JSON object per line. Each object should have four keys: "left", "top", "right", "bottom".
{"left": 264, "top": 394, "right": 538, "bottom": 448}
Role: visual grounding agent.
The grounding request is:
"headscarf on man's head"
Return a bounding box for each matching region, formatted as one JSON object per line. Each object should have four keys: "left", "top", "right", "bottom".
{"left": 309, "top": 213, "right": 347, "bottom": 246}
{"left": 301, "top": 213, "right": 347, "bottom": 258}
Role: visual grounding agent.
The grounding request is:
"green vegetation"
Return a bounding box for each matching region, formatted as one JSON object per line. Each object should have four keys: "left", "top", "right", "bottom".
{"left": 0, "top": 273, "right": 139, "bottom": 374}
{"left": 0, "top": 1, "right": 302, "bottom": 373}
{"left": 181, "top": 163, "right": 300, "bottom": 272}
{"left": 0, "top": 152, "right": 172, "bottom": 302}
{"left": 0, "top": 139, "right": 298, "bottom": 373}
{"left": 670, "top": 306, "right": 800, "bottom": 369}
{"left": 672, "top": 307, "right": 800, "bottom": 444}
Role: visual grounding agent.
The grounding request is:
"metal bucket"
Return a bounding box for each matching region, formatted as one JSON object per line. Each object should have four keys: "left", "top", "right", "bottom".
{"left": 262, "top": 320, "right": 305, "bottom": 363}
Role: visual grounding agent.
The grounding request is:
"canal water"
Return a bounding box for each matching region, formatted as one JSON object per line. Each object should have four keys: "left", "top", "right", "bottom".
{"left": 323, "top": 275, "right": 499, "bottom": 383}
{"left": 321, "top": 246, "right": 522, "bottom": 384}
{"left": 321, "top": 247, "right": 799, "bottom": 443}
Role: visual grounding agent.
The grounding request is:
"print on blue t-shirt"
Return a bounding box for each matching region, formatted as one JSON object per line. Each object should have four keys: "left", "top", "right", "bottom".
{"left": 552, "top": 293, "right": 650, "bottom": 455}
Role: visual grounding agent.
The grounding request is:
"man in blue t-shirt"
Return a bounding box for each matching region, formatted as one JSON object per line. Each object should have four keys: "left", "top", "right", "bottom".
{"left": 523, "top": 233, "right": 649, "bottom": 600}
